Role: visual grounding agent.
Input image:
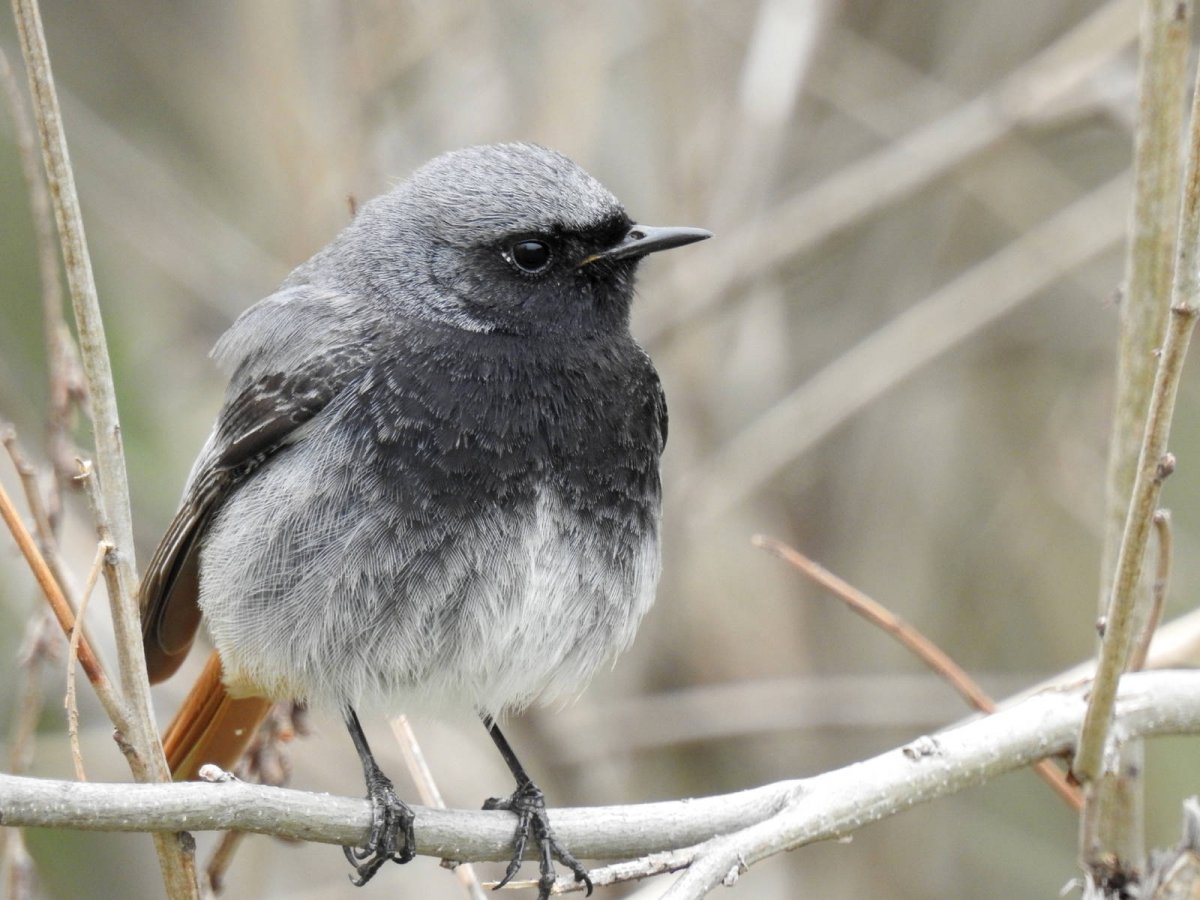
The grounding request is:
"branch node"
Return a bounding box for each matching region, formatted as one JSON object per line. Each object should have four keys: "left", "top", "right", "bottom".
{"left": 198, "top": 765, "right": 239, "bottom": 784}
{"left": 722, "top": 854, "right": 748, "bottom": 887}
{"left": 902, "top": 736, "right": 943, "bottom": 760}
{"left": 1156, "top": 452, "right": 1177, "bottom": 482}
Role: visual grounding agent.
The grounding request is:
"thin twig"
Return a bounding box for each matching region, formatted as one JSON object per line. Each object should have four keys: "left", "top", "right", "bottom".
{"left": 491, "top": 844, "right": 701, "bottom": 894}
{"left": 1083, "top": 1, "right": 1190, "bottom": 883}
{"left": 753, "top": 534, "right": 1082, "bottom": 811}
{"left": 200, "top": 832, "right": 245, "bottom": 898}
{"left": 1074, "top": 25, "right": 1200, "bottom": 785}
{"left": 10, "top": 4, "right": 195, "bottom": 891}
{"left": 9, "top": 0, "right": 166, "bottom": 767}
{"left": 8, "top": 613, "right": 59, "bottom": 775}
{"left": 390, "top": 716, "right": 487, "bottom": 900}
{"left": 1, "top": 427, "right": 54, "bottom": 553}
{"left": 0, "top": 45, "right": 81, "bottom": 501}
{"left": 2, "top": 612, "right": 57, "bottom": 900}
{"left": 0, "top": 477, "right": 119, "bottom": 711}
{"left": 561, "top": 846, "right": 698, "bottom": 893}
{"left": 2, "top": 428, "right": 84, "bottom": 621}
{"left": 1128, "top": 509, "right": 1172, "bottom": 673}
{"left": 753, "top": 537, "right": 990, "bottom": 706}
{"left": 66, "top": 541, "right": 109, "bottom": 783}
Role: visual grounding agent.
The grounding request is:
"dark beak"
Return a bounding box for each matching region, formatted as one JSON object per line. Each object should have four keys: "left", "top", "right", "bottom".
{"left": 580, "top": 224, "right": 712, "bottom": 266}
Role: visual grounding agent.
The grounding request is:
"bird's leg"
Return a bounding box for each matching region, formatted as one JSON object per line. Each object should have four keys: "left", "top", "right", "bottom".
{"left": 481, "top": 714, "right": 592, "bottom": 899}
{"left": 342, "top": 706, "right": 415, "bottom": 885}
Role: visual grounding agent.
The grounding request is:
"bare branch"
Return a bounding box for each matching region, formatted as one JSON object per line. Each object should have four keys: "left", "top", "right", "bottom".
{"left": 1075, "top": 13, "right": 1200, "bottom": 785}
{"left": 662, "top": 670, "right": 1200, "bottom": 900}
{"left": 65, "top": 540, "right": 109, "bottom": 782}
{"left": 754, "top": 534, "right": 1082, "bottom": 811}
{"left": 1129, "top": 509, "right": 1172, "bottom": 673}
{"left": 9, "top": 0, "right": 194, "bottom": 890}
{"left": 0, "top": 45, "right": 81, "bottom": 501}
{"left": 0, "top": 476, "right": 123, "bottom": 721}
{"left": 1, "top": 672, "right": 1198, "bottom": 898}
{"left": 1, "top": 428, "right": 79, "bottom": 601}
{"left": 391, "top": 715, "right": 487, "bottom": 900}
{"left": 9, "top": 0, "right": 163, "bottom": 763}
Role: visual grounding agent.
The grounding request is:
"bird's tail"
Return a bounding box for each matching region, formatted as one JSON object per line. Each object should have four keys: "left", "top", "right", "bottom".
{"left": 162, "top": 650, "right": 273, "bottom": 781}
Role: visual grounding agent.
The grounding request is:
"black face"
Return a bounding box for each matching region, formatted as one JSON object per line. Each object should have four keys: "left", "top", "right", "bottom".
{"left": 429, "top": 213, "right": 640, "bottom": 338}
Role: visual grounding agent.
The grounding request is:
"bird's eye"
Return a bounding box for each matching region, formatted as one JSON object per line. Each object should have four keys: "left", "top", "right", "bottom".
{"left": 507, "top": 239, "right": 553, "bottom": 274}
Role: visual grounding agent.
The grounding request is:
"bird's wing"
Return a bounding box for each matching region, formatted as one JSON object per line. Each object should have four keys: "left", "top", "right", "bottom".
{"left": 140, "top": 285, "right": 378, "bottom": 683}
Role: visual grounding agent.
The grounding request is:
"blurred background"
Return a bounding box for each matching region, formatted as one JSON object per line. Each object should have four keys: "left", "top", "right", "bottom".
{"left": 2, "top": 0, "right": 1198, "bottom": 897}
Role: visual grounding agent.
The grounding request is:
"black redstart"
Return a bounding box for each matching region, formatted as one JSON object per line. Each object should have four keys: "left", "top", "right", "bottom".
{"left": 140, "top": 142, "right": 710, "bottom": 897}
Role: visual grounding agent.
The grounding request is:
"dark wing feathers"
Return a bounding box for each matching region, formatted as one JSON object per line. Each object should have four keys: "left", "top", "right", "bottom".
{"left": 140, "top": 288, "right": 376, "bottom": 683}
{"left": 139, "top": 469, "right": 225, "bottom": 681}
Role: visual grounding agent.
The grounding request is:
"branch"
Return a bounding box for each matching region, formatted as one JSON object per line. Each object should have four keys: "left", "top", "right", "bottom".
{"left": 1100, "top": 0, "right": 1189, "bottom": 603}
{"left": 1074, "top": 11, "right": 1200, "bottom": 784}
{"left": 9, "top": 0, "right": 156, "bottom": 758}
{"left": 1128, "top": 509, "right": 1172, "bottom": 673}
{"left": 391, "top": 715, "right": 487, "bottom": 899}
{"left": 662, "top": 670, "right": 1200, "bottom": 900}
{"left": 0, "top": 476, "right": 124, "bottom": 724}
{"left": 1, "top": 672, "right": 1198, "bottom": 897}
{"left": 9, "top": 0, "right": 194, "bottom": 892}
{"left": 753, "top": 534, "right": 1081, "bottom": 810}
{"left": 1084, "top": 0, "right": 1190, "bottom": 883}
{"left": 0, "top": 772, "right": 796, "bottom": 864}
{"left": 0, "top": 45, "right": 81, "bottom": 499}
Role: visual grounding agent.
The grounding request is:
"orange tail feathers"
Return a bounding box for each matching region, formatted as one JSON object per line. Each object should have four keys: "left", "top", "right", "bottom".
{"left": 162, "top": 651, "right": 272, "bottom": 781}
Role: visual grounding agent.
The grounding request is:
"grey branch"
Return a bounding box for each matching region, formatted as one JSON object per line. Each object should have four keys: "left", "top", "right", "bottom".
{"left": 3, "top": 671, "right": 1200, "bottom": 897}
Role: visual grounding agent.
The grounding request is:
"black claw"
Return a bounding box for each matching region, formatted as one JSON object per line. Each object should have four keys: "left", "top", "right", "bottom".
{"left": 343, "top": 769, "right": 415, "bottom": 886}
{"left": 343, "top": 768, "right": 417, "bottom": 888}
{"left": 342, "top": 706, "right": 416, "bottom": 886}
{"left": 484, "top": 780, "right": 592, "bottom": 899}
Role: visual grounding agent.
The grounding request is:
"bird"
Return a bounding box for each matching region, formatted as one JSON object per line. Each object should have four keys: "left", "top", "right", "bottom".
{"left": 139, "top": 142, "right": 710, "bottom": 897}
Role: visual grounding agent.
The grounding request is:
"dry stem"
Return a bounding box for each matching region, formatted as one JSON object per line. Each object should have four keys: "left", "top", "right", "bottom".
{"left": 1074, "top": 9, "right": 1200, "bottom": 785}
{"left": 391, "top": 715, "right": 487, "bottom": 899}
{"left": 0, "top": 671, "right": 1196, "bottom": 897}
{"left": 1128, "top": 510, "right": 1172, "bottom": 673}
{"left": 754, "top": 534, "right": 1081, "bottom": 811}
{"left": 65, "top": 541, "right": 109, "bottom": 782}
{"left": 0, "top": 478, "right": 118, "bottom": 710}
{"left": 9, "top": 0, "right": 195, "bottom": 890}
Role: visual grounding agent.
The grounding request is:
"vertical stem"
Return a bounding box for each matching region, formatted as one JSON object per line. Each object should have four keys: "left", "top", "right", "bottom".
{"left": 9, "top": 0, "right": 197, "bottom": 895}
{"left": 1100, "top": 0, "right": 1190, "bottom": 606}
{"left": 1083, "top": 0, "right": 1190, "bottom": 883}
{"left": 1077, "top": 0, "right": 1199, "bottom": 786}
{"left": 9, "top": 0, "right": 154, "bottom": 767}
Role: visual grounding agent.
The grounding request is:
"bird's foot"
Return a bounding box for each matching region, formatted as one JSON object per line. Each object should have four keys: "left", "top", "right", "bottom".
{"left": 484, "top": 781, "right": 592, "bottom": 899}
{"left": 343, "top": 769, "right": 415, "bottom": 886}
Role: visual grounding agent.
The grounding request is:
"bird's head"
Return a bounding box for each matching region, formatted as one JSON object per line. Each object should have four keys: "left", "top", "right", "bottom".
{"left": 329, "top": 143, "right": 710, "bottom": 337}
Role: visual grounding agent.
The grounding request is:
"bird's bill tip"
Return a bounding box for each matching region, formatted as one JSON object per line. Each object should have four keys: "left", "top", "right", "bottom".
{"left": 580, "top": 224, "right": 712, "bottom": 266}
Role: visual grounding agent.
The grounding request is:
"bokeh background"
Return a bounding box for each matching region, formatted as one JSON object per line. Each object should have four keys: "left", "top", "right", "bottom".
{"left": 2, "top": 1, "right": 1198, "bottom": 897}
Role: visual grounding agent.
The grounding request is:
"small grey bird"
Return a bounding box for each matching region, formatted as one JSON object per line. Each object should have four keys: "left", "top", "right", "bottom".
{"left": 140, "top": 142, "right": 710, "bottom": 896}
